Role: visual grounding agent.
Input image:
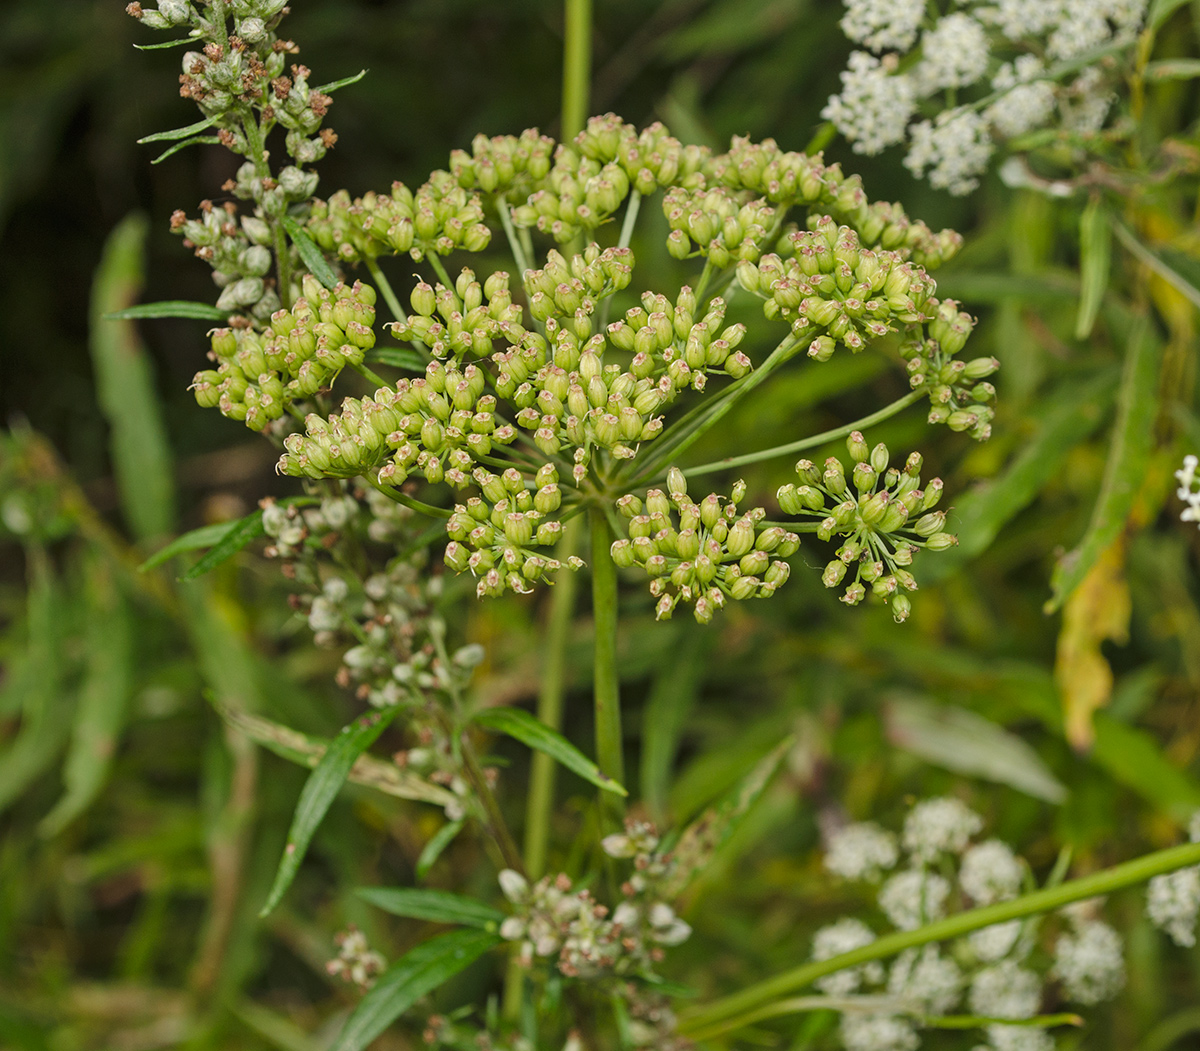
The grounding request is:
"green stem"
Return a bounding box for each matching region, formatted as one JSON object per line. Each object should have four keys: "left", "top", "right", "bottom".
{"left": 364, "top": 258, "right": 405, "bottom": 325}
{"left": 682, "top": 390, "right": 925, "bottom": 480}
{"left": 239, "top": 107, "right": 293, "bottom": 310}
{"left": 524, "top": 516, "right": 584, "bottom": 879}
{"left": 427, "top": 252, "right": 454, "bottom": 291}
{"left": 364, "top": 477, "right": 452, "bottom": 518}
{"left": 617, "top": 190, "right": 642, "bottom": 251}
{"left": 677, "top": 840, "right": 1200, "bottom": 1040}
{"left": 497, "top": 199, "right": 530, "bottom": 276}
{"left": 461, "top": 731, "right": 524, "bottom": 873}
{"left": 349, "top": 361, "right": 389, "bottom": 389}
{"left": 629, "top": 334, "right": 800, "bottom": 483}
{"left": 561, "top": 0, "right": 593, "bottom": 141}
{"left": 589, "top": 507, "right": 624, "bottom": 823}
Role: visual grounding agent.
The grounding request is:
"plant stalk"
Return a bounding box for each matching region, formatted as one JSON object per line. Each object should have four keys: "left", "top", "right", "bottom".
{"left": 524, "top": 516, "right": 584, "bottom": 879}
{"left": 561, "top": 0, "right": 593, "bottom": 140}
{"left": 589, "top": 507, "right": 624, "bottom": 824}
{"left": 678, "top": 840, "right": 1200, "bottom": 1040}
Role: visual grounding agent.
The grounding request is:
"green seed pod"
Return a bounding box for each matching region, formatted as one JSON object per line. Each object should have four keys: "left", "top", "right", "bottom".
{"left": 891, "top": 593, "right": 911, "bottom": 623}
{"left": 822, "top": 560, "right": 846, "bottom": 588}
{"left": 645, "top": 489, "right": 671, "bottom": 517}
{"left": 924, "top": 531, "right": 957, "bottom": 551}
{"left": 795, "top": 459, "right": 822, "bottom": 486}
{"left": 739, "top": 550, "right": 769, "bottom": 575}
{"left": 726, "top": 517, "right": 756, "bottom": 558}
{"left": 445, "top": 542, "right": 471, "bottom": 573}
{"left": 666, "top": 467, "right": 688, "bottom": 500}
{"left": 852, "top": 462, "right": 877, "bottom": 493}
{"left": 610, "top": 538, "right": 636, "bottom": 568}
{"left": 823, "top": 458, "right": 847, "bottom": 495}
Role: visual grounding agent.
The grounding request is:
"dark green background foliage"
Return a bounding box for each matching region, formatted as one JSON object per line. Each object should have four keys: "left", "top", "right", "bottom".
{"left": 4, "top": 1, "right": 1200, "bottom": 1049}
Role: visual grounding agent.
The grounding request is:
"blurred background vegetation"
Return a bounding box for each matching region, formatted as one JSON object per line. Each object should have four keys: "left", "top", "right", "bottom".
{"left": 4, "top": 1, "right": 1200, "bottom": 1049}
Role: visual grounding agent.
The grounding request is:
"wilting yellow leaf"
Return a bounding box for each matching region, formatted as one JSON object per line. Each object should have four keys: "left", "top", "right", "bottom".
{"left": 1054, "top": 537, "right": 1131, "bottom": 751}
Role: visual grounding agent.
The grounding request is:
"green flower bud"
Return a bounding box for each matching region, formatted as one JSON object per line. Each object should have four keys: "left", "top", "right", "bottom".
{"left": 913, "top": 511, "right": 946, "bottom": 537}
{"left": 795, "top": 459, "right": 822, "bottom": 486}
{"left": 764, "top": 560, "right": 790, "bottom": 587}
{"left": 823, "top": 458, "right": 847, "bottom": 495}
{"left": 822, "top": 560, "right": 846, "bottom": 588}
{"left": 852, "top": 462, "right": 877, "bottom": 492}
{"left": 891, "top": 593, "right": 911, "bottom": 623}
{"left": 537, "top": 521, "right": 562, "bottom": 545}
{"left": 611, "top": 538, "right": 636, "bottom": 568}
{"left": 739, "top": 550, "right": 769, "bottom": 576}
{"left": 726, "top": 517, "right": 755, "bottom": 558}
{"left": 646, "top": 489, "right": 671, "bottom": 517}
{"left": 666, "top": 467, "right": 688, "bottom": 500}
{"left": 444, "top": 541, "right": 470, "bottom": 572}
{"left": 924, "top": 532, "right": 957, "bottom": 551}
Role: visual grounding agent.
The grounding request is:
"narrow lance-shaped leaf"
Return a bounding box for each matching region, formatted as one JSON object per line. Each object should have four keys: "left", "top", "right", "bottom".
{"left": 356, "top": 887, "right": 503, "bottom": 929}
{"left": 281, "top": 214, "right": 339, "bottom": 290}
{"left": 1046, "top": 321, "right": 1160, "bottom": 612}
{"left": 1074, "top": 196, "right": 1110, "bottom": 340}
{"left": 139, "top": 521, "right": 240, "bottom": 572}
{"left": 105, "top": 300, "right": 230, "bottom": 322}
{"left": 316, "top": 69, "right": 368, "bottom": 93}
{"left": 260, "top": 706, "right": 401, "bottom": 917}
{"left": 136, "top": 114, "right": 218, "bottom": 144}
{"left": 660, "top": 736, "right": 793, "bottom": 899}
{"left": 474, "top": 706, "right": 627, "bottom": 795}
{"left": 417, "top": 819, "right": 464, "bottom": 879}
{"left": 40, "top": 557, "right": 135, "bottom": 836}
{"left": 330, "top": 929, "right": 500, "bottom": 1051}
{"left": 152, "top": 135, "right": 222, "bottom": 164}
{"left": 181, "top": 512, "right": 266, "bottom": 582}
{"left": 214, "top": 700, "right": 456, "bottom": 807}
{"left": 91, "top": 214, "right": 176, "bottom": 540}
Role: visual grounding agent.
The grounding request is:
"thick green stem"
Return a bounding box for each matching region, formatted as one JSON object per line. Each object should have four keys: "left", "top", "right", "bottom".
{"left": 589, "top": 507, "right": 624, "bottom": 822}
{"left": 364, "top": 258, "right": 405, "bottom": 325}
{"left": 682, "top": 390, "right": 925, "bottom": 480}
{"left": 678, "top": 840, "right": 1200, "bottom": 1040}
{"left": 365, "top": 477, "right": 452, "bottom": 518}
{"left": 349, "top": 361, "right": 389, "bottom": 389}
{"left": 561, "top": 0, "right": 592, "bottom": 141}
{"left": 524, "top": 517, "right": 583, "bottom": 879}
{"left": 497, "top": 200, "right": 531, "bottom": 276}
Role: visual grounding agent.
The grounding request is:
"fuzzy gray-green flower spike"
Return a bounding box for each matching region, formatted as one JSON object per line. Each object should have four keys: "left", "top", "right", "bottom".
{"left": 777, "top": 433, "right": 954, "bottom": 621}
{"left": 612, "top": 475, "right": 799, "bottom": 623}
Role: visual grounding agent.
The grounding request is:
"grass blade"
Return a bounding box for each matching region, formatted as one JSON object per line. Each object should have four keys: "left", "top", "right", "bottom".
{"left": 260, "top": 707, "right": 402, "bottom": 916}
{"left": 39, "top": 556, "right": 134, "bottom": 836}
{"left": 281, "top": 214, "right": 338, "bottom": 290}
{"left": 330, "top": 929, "right": 500, "bottom": 1051}
{"left": 90, "top": 213, "right": 176, "bottom": 541}
{"left": 104, "top": 300, "right": 229, "bottom": 321}
{"left": 1046, "top": 321, "right": 1160, "bottom": 612}
{"left": 1074, "top": 197, "right": 1110, "bottom": 340}
{"left": 474, "top": 706, "right": 628, "bottom": 796}
{"left": 356, "top": 887, "right": 503, "bottom": 929}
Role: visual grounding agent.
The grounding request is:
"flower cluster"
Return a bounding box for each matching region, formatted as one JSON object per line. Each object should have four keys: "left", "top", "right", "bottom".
{"left": 736, "top": 218, "right": 938, "bottom": 357}
{"left": 824, "top": 0, "right": 1150, "bottom": 193}
{"left": 192, "top": 275, "right": 376, "bottom": 430}
{"left": 814, "top": 798, "right": 1126, "bottom": 1051}
{"left": 611, "top": 471, "right": 799, "bottom": 623}
{"left": 171, "top": 199, "right": 284, "bottom": 320}
{"left": 326, "top": 926, "right": 386, "bottom": 991}
{"left": 1176, "top": 455, "right": 1200, "bottom": 528}
{"left": 1146, "top": 811, "right": 1200, "bottom": 946}
{"left": 497, "top": 822, "right": 690, "bottom": 981}
{"left": 777, "top": 434, "right": 954, "bottom": 622}
{"left": 307, "top": 174, "right": 492, "bottom": 264}
{"left": 902, "top": 307, "right": 997, "bottom": 440}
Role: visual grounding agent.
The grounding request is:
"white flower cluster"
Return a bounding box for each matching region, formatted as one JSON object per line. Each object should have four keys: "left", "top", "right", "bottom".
{"left": 1146, "top": 810, "right": 1200, "bottom": 946}
{"left": 498, "top": 823, "right": 691, "bottom": 981}
{"left": 814, "top": 798, "right": 1127, "bottom": 1051}
{"left": 824, "top": 0, "right": 1150, "bottom": 194}
{"left": 1176, "top": 455, "right": 1200, "bottom": 527}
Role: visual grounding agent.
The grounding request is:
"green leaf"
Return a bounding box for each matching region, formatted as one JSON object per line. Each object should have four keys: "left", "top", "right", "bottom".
{"left": 932, "top": 271, "right": 1078, "bottom": 304}
{"left": 1074, "top": 197, "right": 1111, "bottom": 340}
{"left": 316, "top": 69, "right": 369, "bottom": 94}
{"left": 922, "top": 371, "right": 1118, "bottom": 581}
{"left": 1046, "top": 322, "right": 1160, "bottom": 612}
{"left": 281, "top": 214, "right": 338, "bottom": 290}
{"left": 1149, "top": 0, "right": 1191, "bottom": 30}
{"left": 215, "top": 701, "right": 456, "bottom": 807}
{"left": 331, "top": 930, "right": 500, "bottom": 1051}
{"left": 180, "top": 512, "right": 265, "bottom": 581}
{"left": 90, "top": 214, "right": 176, "bottom": 541}
{"left": 416, "top": 819, "right": 464, "bottom": 879}
{"left": 356, "top": 887, "right": 503, "bottom": 929}
{"left": 1145, "top": 57, "right": 1200, "bottom": 80}
{"left": 137, "top": 114, "right": 219, "bottom": 144}
{"left": 1111, "top": 220, "right": 1200, "bottom": 311}
{"left": 474, "top": 706, "right": 627, "bottom": 796}
{"left": 40, "top": 558, "right": 134, "bottom": 836}
{"left": 104, "top": 301, "right": 228, "bottom": 322}
{"left": 661, "top": 736, "right": 793, "bottom": 899}
{"left": 364, "top": 346, "right": 428, "bottom": 371}
{"left": 152, "top": 134, "right": 222, "bottom": 164}
{"left": 640, "top": 627, "right": 705, "bottom": 824}
{"left": 133, "top": 37, "right": 196, "bottom": 50}
{"left": 885, "top": 696, "right": 1067, "bottom": 804}
{"left": 260, "top": 707, "right": 402, "bottom": 916}
{"left": 139, "top": 521, "right": 239, "bottom": 572}
{"left": 1090, "top": 715, "right": 1200, "bottom": 823}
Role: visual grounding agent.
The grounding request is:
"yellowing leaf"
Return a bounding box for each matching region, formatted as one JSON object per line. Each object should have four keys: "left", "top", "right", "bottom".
{"left": 1054, "top": 538, "right": 1131, "bottom": 751}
